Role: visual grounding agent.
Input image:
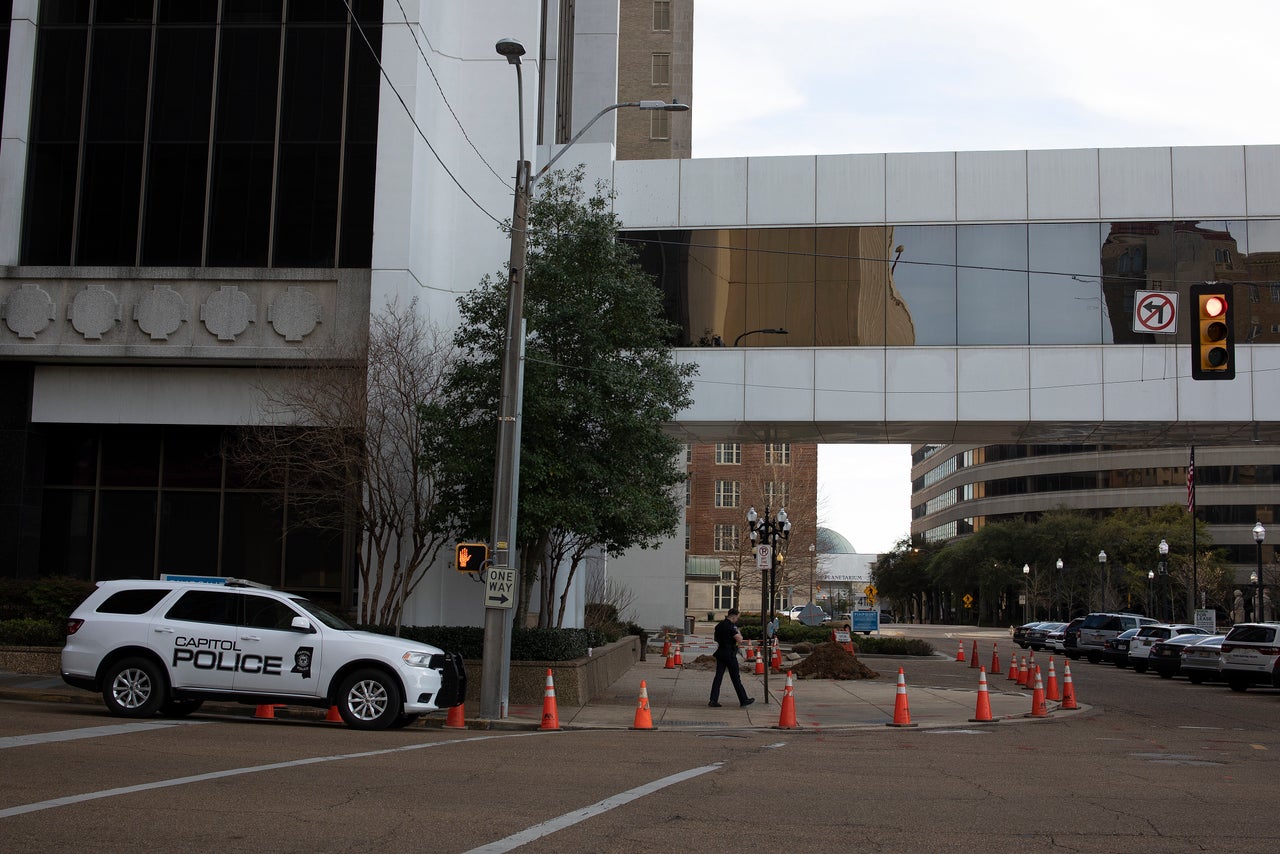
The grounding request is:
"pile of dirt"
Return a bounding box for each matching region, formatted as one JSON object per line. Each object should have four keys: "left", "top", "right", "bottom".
{"left": 791, "top": 642, "right": 881, "bottom": 680}
{"left": 688, "top": 654, "right": 719, "bottom": 671}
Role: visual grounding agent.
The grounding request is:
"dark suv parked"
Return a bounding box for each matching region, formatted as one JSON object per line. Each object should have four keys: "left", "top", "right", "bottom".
{"left": 1071, "top": 612, "right": 1159, "bottom": 663}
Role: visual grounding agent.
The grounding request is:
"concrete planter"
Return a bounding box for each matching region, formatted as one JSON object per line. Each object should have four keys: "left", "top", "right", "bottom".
{"left": 0, "top": 646, "right": 62, "bottom": 674}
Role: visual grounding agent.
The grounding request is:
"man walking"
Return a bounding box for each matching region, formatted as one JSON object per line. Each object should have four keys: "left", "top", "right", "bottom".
{"left": 709, "top": 608, "right": 755, "bottom": 708}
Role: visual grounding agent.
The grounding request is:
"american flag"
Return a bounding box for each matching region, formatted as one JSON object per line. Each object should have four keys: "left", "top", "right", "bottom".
{"left": 1186, "top": 449, "right": 1195, "bottom": 514}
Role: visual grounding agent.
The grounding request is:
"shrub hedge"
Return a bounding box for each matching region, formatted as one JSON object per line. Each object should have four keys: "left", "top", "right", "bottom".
{"left": 359, "top": 624, "right": 612, "bottom": 661}
{"left": 0, "top": 618, "right": 66, "bottom": 647}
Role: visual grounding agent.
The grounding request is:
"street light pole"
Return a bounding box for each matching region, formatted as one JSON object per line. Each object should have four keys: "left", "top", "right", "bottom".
{"left": 1098, "top": 550, "right": 1108, "bottom": 612}
{"left": 1147, "top": 570, "right": 1155, "bottom": 616}
{"left": 1254, "top": 521, "right": 1266, "bottom": 622}
{"left": 748, "top": 504, "right": 790, "bottom": 704}
{"left": 484, "top": 37, "right": 689, "bottom": 719}
{"left": 1023, "top": 564, "right": 1030, "bottom": 622}
{"left": 1158, "top": 539, "right": 1169, "bottom": 621}
{"left": 1055, "top": 558, "right": 1064, "bottom": 620}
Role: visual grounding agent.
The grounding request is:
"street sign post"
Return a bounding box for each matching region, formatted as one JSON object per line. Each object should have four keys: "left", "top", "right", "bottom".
{"left": 485, "top": 567, "right": 517, "bottom": 609}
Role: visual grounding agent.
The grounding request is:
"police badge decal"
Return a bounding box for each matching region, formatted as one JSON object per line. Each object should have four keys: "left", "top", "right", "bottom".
{"left": 292, "top": 647, "right": 314, "bottom": 678}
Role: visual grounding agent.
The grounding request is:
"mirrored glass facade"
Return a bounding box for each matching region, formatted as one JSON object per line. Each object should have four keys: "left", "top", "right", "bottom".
{"left": 624, "top": 222, "right": 1280, "bottom": 348}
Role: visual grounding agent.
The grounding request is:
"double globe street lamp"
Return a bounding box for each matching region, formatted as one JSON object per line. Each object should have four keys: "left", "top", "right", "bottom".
{"left": 1253, "top": 521, "right": 1266, "bottom": 622}
{"left": 748, "top": 505, "right": 790, "bottom": 703}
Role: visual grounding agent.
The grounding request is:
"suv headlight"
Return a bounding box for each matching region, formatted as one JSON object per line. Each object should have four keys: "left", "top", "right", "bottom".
{"left": 402, "top": 651, "right": 435, "bottom": 668}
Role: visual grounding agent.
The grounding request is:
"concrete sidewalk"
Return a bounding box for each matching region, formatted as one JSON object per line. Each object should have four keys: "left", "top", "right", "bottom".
{"left": 0, "top": 646, "right": 1089, "bottom": 732}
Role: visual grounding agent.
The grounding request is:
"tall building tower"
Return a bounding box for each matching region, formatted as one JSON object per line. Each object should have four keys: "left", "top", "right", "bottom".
{"left": 615, "top": 0, "right": 692, "bottom": 160}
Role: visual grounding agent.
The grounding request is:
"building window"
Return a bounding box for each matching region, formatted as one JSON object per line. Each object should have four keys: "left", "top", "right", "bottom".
{"left": 653, "top": 1, "right": 671, "bottom": 30}
{"left": 650, "top": 109, "right": 670, "bottom": 141}
{"left": 684, "top": 479, "right": 690, "bottom": 507}
{"left": 714, "top": 480, "right": 740, "bottom": 508}
{"left": 715, "top": 570, "right": 737, "bottom": 610}
{"left": 714, "top": 523, "right": 738, "bottom": 552}
{"left": 715, "top": 443, "right": 741, "bottom": 464}
{"left": 766, "top": 481, "right": 789, "bottom": 508}
{"left": 21, "top": 2, "right": 384, "bottom": 268}
{"left": 765, "top": 443, "right": 791, "bottom": 465}
{"left": 684, "top": 443, "right": 692, "bottom": 463}
{"left": 685, "top": 523, "right": 690, "bottom": 550}
{"left": 651, "top": 52, "right": 671, "bottom": 86}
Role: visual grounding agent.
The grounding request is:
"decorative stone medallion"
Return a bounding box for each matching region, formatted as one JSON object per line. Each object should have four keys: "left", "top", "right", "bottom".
{"left": 2, "top": 283, "right": 58, "bottom": 339}
{"left": 200, "top": 285, "right": 256, "bottom": 341}
{"left": 268, "top": 286, "right": 323, "bottom": 342}
{"left": 68, "top": 284, "right": 122, "bottom": 340}
{"left": 135, "top": 284, "right": 188, "bottom": 341}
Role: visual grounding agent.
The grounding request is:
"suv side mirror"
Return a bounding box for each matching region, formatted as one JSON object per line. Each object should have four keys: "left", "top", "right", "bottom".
{"left": 291, "top": 616, "right": 315, "bottom": 633}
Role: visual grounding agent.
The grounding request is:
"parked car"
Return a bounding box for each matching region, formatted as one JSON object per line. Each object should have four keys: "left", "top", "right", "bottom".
{"left": 1180, "top": 634, "right": 1227, "bottom": 684}
{"left": 1061, "top": 617, "right": 1085, "bottom": 656}
{"left": 1126, "top": 624, "right": 1209, "bottom": 673}
{"left": 1102, "top": 628, "right": 1140, "bottom": 665}
{"left": 1013, "top": 621, "right": 1051, "bottom": 649}
{"left": 1043, "top": 624, "right": 1068, "bottom": 652}
{"left": 1075, "top": 612, "right": 1160, "bottom": 663}
{"left": 1027, "top": 622, "right": 1067, "bottom": 651}
{"left": 1220, "top": 622, "right": 1280, "bottom": 692}
{"left": 1148, "top": 632, "right": 1217, "bottom": 679}
{"left": 61, "top": 578, "right": 467, "bottom": 730}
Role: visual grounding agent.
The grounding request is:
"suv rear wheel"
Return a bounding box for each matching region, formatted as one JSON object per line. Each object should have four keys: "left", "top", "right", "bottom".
{"left": 336, "top": 668, "right": 400, "bottom": 730}
{"left": 102, "top": 657, "right": 167, "bottom": 718}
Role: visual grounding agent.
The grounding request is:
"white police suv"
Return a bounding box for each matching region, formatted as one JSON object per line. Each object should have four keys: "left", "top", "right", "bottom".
{"left": 61, "top": 578, "right": 466, "bottom": 730}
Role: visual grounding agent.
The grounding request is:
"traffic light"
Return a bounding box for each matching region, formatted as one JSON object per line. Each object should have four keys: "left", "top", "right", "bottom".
{"left": 455, "top": 542, "right": 488, "bottom": 573}
{"left": 1190, "top": 283, "right": 1235, "bottom": 380}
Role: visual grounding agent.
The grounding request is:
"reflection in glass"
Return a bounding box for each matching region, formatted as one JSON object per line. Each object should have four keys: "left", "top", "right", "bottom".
{"left": 624, "top": 220, "right": 1280, "bottom": 348}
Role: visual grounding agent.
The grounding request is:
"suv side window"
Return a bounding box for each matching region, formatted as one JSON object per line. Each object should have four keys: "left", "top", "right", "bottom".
{"left": 242, "top": 595, "right": 303, "bottom": 631}
{"left": 1102, "top": 617, "right": 1122, "bottom": 631}
{"left": 165, "top": 590, "right": 239, "bottom": 626}
{"left": 97, "top": 589, "right": 169, "bottom": 615}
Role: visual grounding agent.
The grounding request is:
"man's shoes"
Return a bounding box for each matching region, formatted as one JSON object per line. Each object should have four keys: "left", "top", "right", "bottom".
{"left": 708, "top": 701, "right": 722, "bottom": 707}
{"left": 740, "top": 697, "right": 756, "bottom": 708}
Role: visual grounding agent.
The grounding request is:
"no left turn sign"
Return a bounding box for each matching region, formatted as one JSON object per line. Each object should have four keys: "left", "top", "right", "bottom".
{"left": 1133, "top": 290, "right": 1178, "bottom": 334}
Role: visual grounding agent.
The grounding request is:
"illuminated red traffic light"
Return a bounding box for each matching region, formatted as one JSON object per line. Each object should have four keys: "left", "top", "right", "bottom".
{"left": 1190, "top": 284, "right": 1234, "bottom": 380}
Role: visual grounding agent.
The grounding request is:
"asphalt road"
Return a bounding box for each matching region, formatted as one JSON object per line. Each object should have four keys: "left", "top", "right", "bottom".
{"left": 5, "top": 636, "right": 1280, "bottom": 852}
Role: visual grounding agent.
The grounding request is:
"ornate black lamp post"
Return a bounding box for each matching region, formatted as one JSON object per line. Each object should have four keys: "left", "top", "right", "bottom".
{"left": 748, "top": 505, "right": 790, "bottom": 704}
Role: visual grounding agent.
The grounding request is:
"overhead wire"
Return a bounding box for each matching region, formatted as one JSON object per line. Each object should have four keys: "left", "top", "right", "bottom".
{"left": 340, "top": 0, "right": 510, "bottom": 230}
{"left": 389, "top": 0, "right": 513, "bottom": 190}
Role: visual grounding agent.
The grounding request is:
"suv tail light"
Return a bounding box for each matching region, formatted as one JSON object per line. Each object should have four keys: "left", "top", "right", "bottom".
{"left": 66, "top": 618, "right": 84, "bottom": 635}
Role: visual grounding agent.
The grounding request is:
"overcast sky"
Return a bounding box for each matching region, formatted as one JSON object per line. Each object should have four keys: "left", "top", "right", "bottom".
{"left": 688, "top": 0, "right": 1280, "bottom": 553}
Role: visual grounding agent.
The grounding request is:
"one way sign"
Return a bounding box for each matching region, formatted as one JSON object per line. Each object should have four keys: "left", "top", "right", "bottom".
{"left": 485, "top": 567, "right": 517, "bottom": 609}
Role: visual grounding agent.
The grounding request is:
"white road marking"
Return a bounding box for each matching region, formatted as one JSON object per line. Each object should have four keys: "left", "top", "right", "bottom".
{"left": 0, "top": 731, "right": 542, "bottom": 819}
{"left": 464, "top": 763, "right": 724, "bottom": 854}
{"left": 0, "top": 720, "right": 210, "bottom": 750}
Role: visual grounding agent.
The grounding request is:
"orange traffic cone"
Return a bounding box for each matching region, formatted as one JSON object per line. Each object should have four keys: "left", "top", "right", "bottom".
{"left": 970, "top": 666, "right": 995, "bottom": 723}
{"left": 771, "top": 640, "right": 782, "bottom": 673}
{"left": 673, "top": 643, "right": 683, "bottom": 667}
{"left": 754, "top": 649, "right": 765, "bottom": 675}
{"left": 540, "top": 668, "right": 561, "bottom": 731}
{"left": 661, "top": 636, "right": 671, "bottom": 658}
{"left": 444, "top": 702, "right": 466, "bottom": 729}
{"left": 991, "top": 643, "right": 1001, "bottom": 675}
{"left": 969, "top": 640, "right": 980, "bottom": 668}
{"left": 746, "top": 641, "right": 755, "bottom": 661}
{"left": 1045, "top": 657, "right": 1061, "bottom": 701}
{"left": 775, "top": 671, "right": 799, "bottom": 729}
{"left": 956, "top": 641, "right": 966, "bottom": 662}
{"left": 1007, "top": 652, "right": 1018, "bottom": 681}
{"left": 886, "top": 667, "right": 916, "bottom": 727}
{"left": 254, "top": 703, "right": 283, "bottom": 719}
{"left": 1061, "top": 662, "right": 1079, "bottom": 710}
{"left": 630, "top": 680, "right": 655, "bottom": 730}
{"left": 325, "top": 705, "right": 343, "bottom": 723}
{"left": 1030, "top": 670, "right": 1048, "bottom": 717}
{"left": 664, "top": 647, "right": 675, "bottom": 669}
{"left": 1017, "top": 655, "right": 1029, "bottom": 687}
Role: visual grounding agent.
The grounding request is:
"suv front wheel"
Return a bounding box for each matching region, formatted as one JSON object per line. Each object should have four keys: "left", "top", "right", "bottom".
{"left": 336, "top": 668, "right": 401, "bottom": 730}
{"left": 102, "top": 657, "right": 167, "bottom": 718}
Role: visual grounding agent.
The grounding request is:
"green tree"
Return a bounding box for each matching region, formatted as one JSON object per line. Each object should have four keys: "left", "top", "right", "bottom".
{"left": 424, "top": 168, "right": 696, "bottom": 628}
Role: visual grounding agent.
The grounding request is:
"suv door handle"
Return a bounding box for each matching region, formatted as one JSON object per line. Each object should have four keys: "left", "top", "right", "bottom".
{"left": 240, "top": 634, "right": 262, "bottom": 642}
{"left": 154, "top": 627, "right": 175, "bottom": 634}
